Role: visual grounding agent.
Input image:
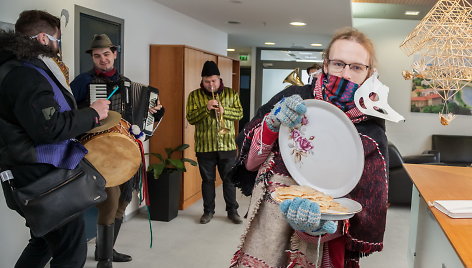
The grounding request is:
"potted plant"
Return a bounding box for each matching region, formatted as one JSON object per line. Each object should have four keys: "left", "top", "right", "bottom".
{"left": 146, "top": 144, "right": 197, "bottom": 222}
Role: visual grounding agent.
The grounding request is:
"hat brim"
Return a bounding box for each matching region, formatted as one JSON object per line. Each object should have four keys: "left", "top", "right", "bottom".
{"left": 86, "top": 45, "right": 117, "bottom": 54}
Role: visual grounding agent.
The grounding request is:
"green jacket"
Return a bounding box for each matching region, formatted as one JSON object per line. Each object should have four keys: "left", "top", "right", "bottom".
{"left": 186, "top": 87, "right": 243, "bottom": 152}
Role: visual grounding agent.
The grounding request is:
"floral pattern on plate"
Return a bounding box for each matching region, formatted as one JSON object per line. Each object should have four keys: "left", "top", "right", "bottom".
{"left": 287, "top": 115, "right": 315, "bottom": 165}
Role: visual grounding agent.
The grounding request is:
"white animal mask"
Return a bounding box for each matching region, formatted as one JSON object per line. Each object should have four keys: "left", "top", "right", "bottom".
{"left": 354, "top": 72, "right": 405, "bottom": 123}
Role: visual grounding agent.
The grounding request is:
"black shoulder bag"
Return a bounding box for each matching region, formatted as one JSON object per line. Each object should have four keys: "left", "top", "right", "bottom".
{"left": 3, "top": 159, "right": 107, "bottom": 237}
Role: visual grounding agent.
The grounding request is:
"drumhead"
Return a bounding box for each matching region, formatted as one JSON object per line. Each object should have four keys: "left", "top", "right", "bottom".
{"left": 83, "top": 133, "right": 141, "bottom": 187}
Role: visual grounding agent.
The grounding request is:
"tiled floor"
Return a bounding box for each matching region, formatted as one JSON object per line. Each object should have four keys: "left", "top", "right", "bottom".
{"left": 84, "top": 187, "right": 410, "bottom": 268}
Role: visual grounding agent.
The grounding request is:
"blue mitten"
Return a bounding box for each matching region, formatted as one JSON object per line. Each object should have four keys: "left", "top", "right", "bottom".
{"left": 265, "top": 95, "right": 307, "bottom": 132}
{"left": 280, "top": 197, "right": 337, "bottom": 236}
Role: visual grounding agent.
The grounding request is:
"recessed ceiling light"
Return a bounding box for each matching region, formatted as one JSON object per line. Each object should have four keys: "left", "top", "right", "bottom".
{"left": 405, "top": 11, "right": 420, "bottom": 16}
{"left": 310, "top": 43, "right": 322, "bottom": 47}
{"left": 264, "top": 42, "right": 276, "bottom": 45}
{"left": 290, "top": 22, "right": 306, "bottom": 26}
{"left": 226, "top": 48, "right": 235, "bottom": 52}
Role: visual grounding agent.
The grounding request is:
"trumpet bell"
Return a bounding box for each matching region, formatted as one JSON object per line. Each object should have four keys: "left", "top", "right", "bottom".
{"left": 283, "top": 68, "right": 304, "bottom": 86}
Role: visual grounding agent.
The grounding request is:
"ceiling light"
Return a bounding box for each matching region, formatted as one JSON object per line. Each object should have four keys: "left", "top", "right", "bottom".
{"left": 310, "top": 43, "right": 322, "bottom": 47}
{"left": 226, "top": 48, "right": 235, "bottom": 52}
{"left": 405, "top": 11, "right": 420, "bottom": 16}
{"left": 264, "top": 42, "right": 276, "bottom": 45}
{"left": 290, "top": 22, "right": 306, "bottom": 26}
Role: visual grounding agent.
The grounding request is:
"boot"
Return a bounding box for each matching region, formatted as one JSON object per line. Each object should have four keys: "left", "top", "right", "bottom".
{"left": 112, "top": 218, "right": 132, "bottom": 262}
{"left": 96, "top": 224, "right": 114, "bottom": 268}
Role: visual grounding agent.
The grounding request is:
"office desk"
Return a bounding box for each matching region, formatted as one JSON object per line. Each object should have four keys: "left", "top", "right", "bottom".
{"left": 404, "top": 164, "right": 472, "bottom": 268}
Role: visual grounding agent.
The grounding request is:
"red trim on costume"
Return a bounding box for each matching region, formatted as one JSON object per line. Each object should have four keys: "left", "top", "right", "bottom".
{"left": 135, "top": 139, "right": 150, "bottom": 206}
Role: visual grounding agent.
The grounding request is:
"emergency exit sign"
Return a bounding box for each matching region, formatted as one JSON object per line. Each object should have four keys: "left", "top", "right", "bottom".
{"left": 239, "top": 55, "right": 248, "bottom": 61}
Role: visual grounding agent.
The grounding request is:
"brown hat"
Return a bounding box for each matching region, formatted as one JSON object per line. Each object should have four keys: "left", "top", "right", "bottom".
{"left": 85, "top": 34, "right": 117, "bottom": 54}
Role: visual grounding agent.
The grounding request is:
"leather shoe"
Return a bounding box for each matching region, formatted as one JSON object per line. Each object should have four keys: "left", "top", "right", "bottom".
{"left": 200, "top": 213, "right": 214, "bottom": 224}
{"left": 113, "top": 249, "right": 132, "bottom": 262}
{"left": 228, "top": 212, "right": 242, "bottom": 224}
{"left": 95, "top": 248, "right": 132, "bottom": 262}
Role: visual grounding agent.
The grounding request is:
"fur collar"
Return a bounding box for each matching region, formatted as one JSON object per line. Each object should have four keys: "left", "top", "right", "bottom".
{"left": 0, "top": 30, "right": 57, "bottom": 64}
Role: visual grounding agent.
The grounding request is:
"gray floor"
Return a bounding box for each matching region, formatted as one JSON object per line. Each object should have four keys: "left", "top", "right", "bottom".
{"left": 85, "top": 186, "right": 410, "bottom": 268}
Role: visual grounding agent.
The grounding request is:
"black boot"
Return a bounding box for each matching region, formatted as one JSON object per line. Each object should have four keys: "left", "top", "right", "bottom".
{"left": 96, "top": 224, "right": 114, "bottom": 268}
{"left": 112, "top": 218, "right": 132, "bottom": 262}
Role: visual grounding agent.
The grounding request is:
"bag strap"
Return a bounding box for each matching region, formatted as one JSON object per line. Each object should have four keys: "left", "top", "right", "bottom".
{"left": 23, "top": 62, "right": 72, "bottom": 111}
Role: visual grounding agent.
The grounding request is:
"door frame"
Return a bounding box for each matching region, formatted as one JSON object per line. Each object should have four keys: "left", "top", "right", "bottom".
{"left": 74, "top": 5, "right": 125, "bottom": 77}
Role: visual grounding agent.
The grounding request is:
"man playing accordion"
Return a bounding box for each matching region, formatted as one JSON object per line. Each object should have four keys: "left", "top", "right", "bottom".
{"left": 71, "top": 34, "right": 164, "bottom": 268}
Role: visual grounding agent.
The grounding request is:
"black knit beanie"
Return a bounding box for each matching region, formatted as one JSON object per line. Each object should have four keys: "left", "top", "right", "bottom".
{"left": 201, "top": 61, "right": 220, "bottom": 77}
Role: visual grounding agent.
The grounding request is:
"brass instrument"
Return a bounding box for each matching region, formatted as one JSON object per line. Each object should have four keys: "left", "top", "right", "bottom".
{"left": 283, "top": 68, "right": 304, "bottom": 86}
{"left": 211, "top": 88, "right": 230, "bottom": 135}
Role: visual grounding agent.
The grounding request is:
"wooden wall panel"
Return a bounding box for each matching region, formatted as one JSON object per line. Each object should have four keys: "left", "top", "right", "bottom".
{"left": 149, "top": 45, "right": 184, "bottom": 162}
{"left": 149, "top": 45, "right": 240, "bottom": 210}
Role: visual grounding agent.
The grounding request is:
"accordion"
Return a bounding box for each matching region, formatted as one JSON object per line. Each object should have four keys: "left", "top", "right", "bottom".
{"left": 89, "top": 81, "right": 160, "bottom": 136}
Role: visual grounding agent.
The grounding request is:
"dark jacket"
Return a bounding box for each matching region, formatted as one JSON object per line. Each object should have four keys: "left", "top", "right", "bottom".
{"left": 71, "top": 69, "right": 165, "bottom": 125}
{"left": 0, "top": 30, "right": 99, "bottom": 193}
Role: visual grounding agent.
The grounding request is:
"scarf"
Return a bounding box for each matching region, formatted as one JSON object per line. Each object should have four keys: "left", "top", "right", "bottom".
{"left": 314, "top": 74, "right": 367, "bottom": 123}
{"left": 321, "top": 73, "right": 358, "bottom": 112}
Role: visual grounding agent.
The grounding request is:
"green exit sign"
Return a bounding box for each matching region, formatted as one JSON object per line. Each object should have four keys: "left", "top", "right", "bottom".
{"left": 239, "top": 55, "right": 248, "bottom": 61}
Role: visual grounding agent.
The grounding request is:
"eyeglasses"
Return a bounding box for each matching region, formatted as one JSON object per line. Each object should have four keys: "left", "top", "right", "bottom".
{"left": 328, "top": 59, "right": 369, "bottom": 74}
{"left": 31, "top": 33, "right": 61, "bottom": 47}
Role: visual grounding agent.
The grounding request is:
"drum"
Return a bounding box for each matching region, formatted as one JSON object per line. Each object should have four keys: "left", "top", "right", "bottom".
{"left": 80, "top": 119, "right": 141, "bottom": 187}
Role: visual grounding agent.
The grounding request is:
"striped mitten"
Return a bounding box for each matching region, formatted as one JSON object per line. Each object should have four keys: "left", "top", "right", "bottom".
{"left": 265, "top": 95, "right": 306, "bottom": 132}
{"left": 280, "top": 197, "right": 337, "bottom": 236}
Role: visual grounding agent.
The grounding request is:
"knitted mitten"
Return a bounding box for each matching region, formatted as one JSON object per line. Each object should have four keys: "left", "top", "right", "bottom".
{"left": 265, "top": 95, "right": 306, "bottom": 132}
{"left": 280, "top": 197, "right": 337, "bottom": 236}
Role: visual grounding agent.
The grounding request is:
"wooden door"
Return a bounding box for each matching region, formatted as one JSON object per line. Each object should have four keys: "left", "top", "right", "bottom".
{"left": 181, "top": 48, "right": 218, "bottom": 209}
{"left": 217, "top": 56, "right": 233, "bottom": 88}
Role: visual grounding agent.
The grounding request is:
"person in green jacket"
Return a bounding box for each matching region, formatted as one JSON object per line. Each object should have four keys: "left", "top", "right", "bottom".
{"left": 186, "top": 60, "right": 243, "bottom": 224}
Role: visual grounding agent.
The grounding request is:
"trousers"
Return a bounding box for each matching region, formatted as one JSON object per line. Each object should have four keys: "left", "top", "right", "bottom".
{"left": 97, "top": 185, "right": 129, "bottom": 225}
{"left": 196, "top": 151, "right": 239, "bottom": 214}
{"left": 15, "top": 213, "right": 87, "bottom": 268}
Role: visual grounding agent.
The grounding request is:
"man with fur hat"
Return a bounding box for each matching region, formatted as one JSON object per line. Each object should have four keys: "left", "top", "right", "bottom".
{"left": 186, "top": 60, "right": 243, "bottom": 224}
{"left": 0, "top": 10, "right": 109, "bottom": 267}
{"left": 71, "top": 34, "right": 164, "bottom": 268}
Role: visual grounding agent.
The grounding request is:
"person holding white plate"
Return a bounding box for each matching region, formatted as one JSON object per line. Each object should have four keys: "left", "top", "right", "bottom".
{"left": 230, "top": 27, "right": 403, "bottom": 268}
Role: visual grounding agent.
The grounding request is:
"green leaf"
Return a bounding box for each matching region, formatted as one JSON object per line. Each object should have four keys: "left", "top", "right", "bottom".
{"left": 174, "top": 144, "right": 189, "bottom": 152}
{"left": 182, "top": 158, "right": 198, "bottom": 166}
{"left": 149, "top": 163, "right": 165, "bottom": 178}
{"left": 148, "top": 152, "right": 164, "bottom": 161}
{"left": 168, "top": 158, "right": 185, "bottom": 170}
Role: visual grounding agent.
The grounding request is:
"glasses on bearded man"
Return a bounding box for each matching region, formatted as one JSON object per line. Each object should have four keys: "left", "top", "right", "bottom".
{"left": 31, "top": 33, "right": 61, "bottom": 47}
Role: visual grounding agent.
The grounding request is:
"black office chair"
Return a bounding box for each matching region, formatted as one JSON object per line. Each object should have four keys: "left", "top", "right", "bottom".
{"left": 388, "top": 143, "right": 440, "bottom": 206}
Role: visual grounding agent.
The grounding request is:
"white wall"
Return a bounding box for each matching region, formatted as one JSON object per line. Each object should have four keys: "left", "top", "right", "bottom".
{"left": 0, "top": 1, "right": 228, "bottom": 266}
{"left": 354, "top": 18, "right": 472, "bottom": 155}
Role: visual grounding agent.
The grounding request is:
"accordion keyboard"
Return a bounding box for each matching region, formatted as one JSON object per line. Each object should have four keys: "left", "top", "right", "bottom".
{"left": 90, "top": 84, "right": 107, "bottom": 103}
{"left": 143, "top": 91, "right": 158, "bottom": 135}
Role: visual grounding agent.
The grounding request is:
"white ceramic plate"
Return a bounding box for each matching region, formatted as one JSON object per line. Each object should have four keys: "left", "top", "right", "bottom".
{"left": 270, "top": 193, "right": 362, "bottom": 221}
{"left": 278, "top": 99, "right": 364, "bottom": 198}
{"left": 321, "top": 198, "right": 362, "bottom": 220}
